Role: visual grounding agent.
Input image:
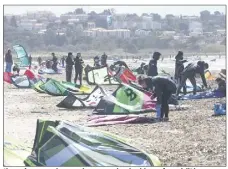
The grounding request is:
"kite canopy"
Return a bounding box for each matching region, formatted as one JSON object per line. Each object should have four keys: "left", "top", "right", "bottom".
{"left": 182, "top": 81, "right": 203, "bottom": 93}
{"left": 112, "top": 67, "right": 137, "bottom": 84}
{"left": 38, "top": 68, "right": 62, "bottom": 74}
{"left": 4, "top": 72, "right": 13, "bottom": 84}
{"left": 61, "top": 81, "right": 92, "bottom": 94}
{"left": 24, "top": 119, "right": 161, "bottom": 166}
{"left": 179, "top": 90, "right": 225, "bottom": 100}
{"left": 13, "top": 44, "right": 30, "bottom": 67}
{"left": 204, "top": 70, "right": 215, "bottom": 81}
{"left": 32, "top": 80, "right": 46, "bottom": 93}
{"left": 57, "top": 85, "right": 107, "bottom": 109}
{"left": 10, "top": 75, "right": 33, "bottom": 88}
{"left": 85, "top": 66, "right": 119, "bottom": 85}
{"left": 39, "top": 79, "right": 90, "bottom": 96}
{"left": 94, "top": 83, "right": 156, "bottom": 115}
{"left": 4, "top": 136, "right": 31, "bottom": 166}
{"left": 39, "top": 79, "right": 69, "bottom": 96}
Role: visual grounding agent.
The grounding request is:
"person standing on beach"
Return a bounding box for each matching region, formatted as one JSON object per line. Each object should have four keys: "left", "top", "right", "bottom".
{"left": 61, "top": 56, "right": 65, "bottom": 67}
{"left": 37, "top": 57, "right": 42, "bottom": 66}
{"left": 138, "top": 76, "right": 177, "bottom": 121}
{"left": 28, "top": 55, "right": 32, "bottom": 69}
{"left": 5, "top": 49, "right": 13, "bottom": 72}
{"left": 51, "top": 53, "right": 58, "bottom": 72}
{"left": 174, "top": 51, "right": 188, "bottom": 95}
{"left": 101, "top": 52, "right": 108, "bottom": 66}
{"left": 74, "top": 53, "right": 84, "bottom": 86}
{"left": 65, "top": 52, "right": 74, "bottom": 82}
{"left": 147, "top": 52, "right": 161, "bottom": 77}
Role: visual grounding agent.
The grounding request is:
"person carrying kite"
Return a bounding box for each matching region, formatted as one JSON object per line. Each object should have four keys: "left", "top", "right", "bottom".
{"left": 176, "top": 61, "right": 209, "bottom": 97}
{"left": 138, "top": 75, "right": 177, "bottom": 122}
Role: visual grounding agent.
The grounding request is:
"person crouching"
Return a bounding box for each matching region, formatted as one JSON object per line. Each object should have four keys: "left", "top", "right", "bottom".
{"left": 12, "top": 64, "right": 20, "bottom": 75}
{"left": 138, "top": 76, "right": 177, "bottom": 121}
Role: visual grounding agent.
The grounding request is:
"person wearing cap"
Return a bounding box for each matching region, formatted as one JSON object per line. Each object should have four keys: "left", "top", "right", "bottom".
{"left": 5, "top": 49, "right": 13, "bottom": 72}
{"left": 138, "top": 75, "right": 177, "bottom": 122}
{"left": 65, "top": 52, "right": 74, "bottom": 82}
{"left": 174, "top": 51, "right": 188, "bottom": 95}
{"left": 176, "top": 61, "right": 209, "bottom": 97}
{"left": 74, "top": 53, "right": 84, "bottom": 85}
{"left": 147, "top": 52, "right": 161, "bottom": 77}
{"left": 51, "top": 53, "right": 58, "bottom": 72}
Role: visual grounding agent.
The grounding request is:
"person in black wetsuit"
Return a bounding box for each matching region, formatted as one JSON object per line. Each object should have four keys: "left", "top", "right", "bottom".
{"left": 110, "top": 60, "right": 129, "bottom": 71}
{"left": 147, "top": 52, "right": 161, "bottom": 77}
{"left": 174, "top": 51, "right": 188, "bottom": 94}
{"left": 74, "top": 53, "right": 84, "bottom": 85}
{"left": 101, "top": 52, "right": 108, "bottom": 66}
{"left": 136, "top": 63, "right": 146, "bottom": 74}
{"left": 65, "top": 52, "right": 74, "bottom": 82}
{"left": 138, "top": 76, "right": 177, "bottom": 121}
{"left": 94, "top": 56, "right": 100, "bottom": 68}
{"left": 176, "top": 61, "right": 209, "bottom": 97}
{"left": 51, "top": 53, "right": 58, "bottom": 72}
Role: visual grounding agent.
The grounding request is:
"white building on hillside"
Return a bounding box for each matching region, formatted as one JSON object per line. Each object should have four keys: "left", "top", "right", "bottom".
{"left": 83, "top": 28, "right": 130, "bottom": 39}
{"left": 87, "top": 22, "right": 96, "bottom": 29}
{"left": 189, "top": 21, "right": 203, "bottom": 36}
{"left": 60, "top": 14, "right": 88, "bottom": 22}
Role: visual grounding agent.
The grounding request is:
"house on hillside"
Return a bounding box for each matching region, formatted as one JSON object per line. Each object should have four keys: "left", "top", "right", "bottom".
{"left": 189, "top": 21, "right": 203, "bottom": 36}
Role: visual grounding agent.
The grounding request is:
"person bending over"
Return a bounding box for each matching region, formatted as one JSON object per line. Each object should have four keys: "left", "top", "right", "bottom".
{"left": 138, "top": 76, "right": 177, "bottom": 121}
{"left": 176, "top": 61, "right": 209, "bottom": 97}
{"left": 12, "top": 64, "right": 20, "bottom": 75}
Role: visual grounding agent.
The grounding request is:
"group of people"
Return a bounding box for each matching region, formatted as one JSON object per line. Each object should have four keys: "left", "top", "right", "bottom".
{"left": 93, "top": 53, "right": 108, "bottom": 68}
{"left": 5, "top": 49, "right": 32, "bottom": 75}
{"left": 137, "top": 51, "right": 211, "bottom": 122}
{"left": 65, "top": 52, "right": 85, "bottom": 85}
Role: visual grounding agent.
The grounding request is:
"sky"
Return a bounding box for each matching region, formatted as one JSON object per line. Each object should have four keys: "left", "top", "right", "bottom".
{"left": 4, "top": 5, "right": 226, "bottom": 17}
